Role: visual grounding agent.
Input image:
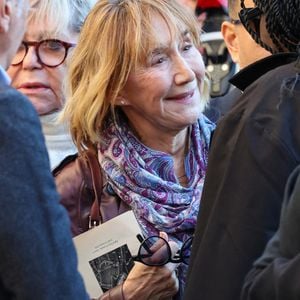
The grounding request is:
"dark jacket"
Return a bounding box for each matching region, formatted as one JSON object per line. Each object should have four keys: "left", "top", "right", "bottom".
{"left": 242, "top": 165, "right": 300, "bottom": 300}
{"left": 204, "top": 87, "right": 242, "bottom": 123}
{"left": 0, "top": 83, "right": 88, "bottom": 299}
{"left": 184, "top": 52, "right": 300, "bottom": 300}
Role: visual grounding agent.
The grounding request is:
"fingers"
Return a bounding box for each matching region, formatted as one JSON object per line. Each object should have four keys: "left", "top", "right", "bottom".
{"left": 123, "top": 262, "right": 179, "bottom": 299}
{"left": 158, "top": 231, "right": 179, "bottom": 255}
{"left": 157, "top": 270, "right": 179, "bottom": 299}
{"left": 159, "top": 231, "right": 168, "bottom": 240}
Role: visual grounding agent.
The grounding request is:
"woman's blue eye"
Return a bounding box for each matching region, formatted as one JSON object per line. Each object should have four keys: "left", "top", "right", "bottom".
{"left": 44, "top": 41, "right": 64, "bottom": 52}
{"left": 183, "top": 44, "right": 192, "bottom": 51}
{"left": 156, "top": 57, "right": 165, "bottom": 64}
{"left": 152, "top": 56, "right": 166, "bottom": 65}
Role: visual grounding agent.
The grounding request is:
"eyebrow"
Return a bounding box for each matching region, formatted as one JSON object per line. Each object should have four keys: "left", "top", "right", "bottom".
{"left": 24, "top": 30, "right": 59, "bottom": 41}
{"left": 150, "top": 29, "right": 191, "bottom": 55}
{"left": 151, "top": 45, "right": 169, "bottom": 56}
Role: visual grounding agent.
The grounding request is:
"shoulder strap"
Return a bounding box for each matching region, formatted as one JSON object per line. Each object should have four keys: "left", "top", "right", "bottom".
{"left": 82, "top": 149, "right": 103, "bottom": 227}
{"left": 52, "top": 153, "right": 78, "bottom": 176}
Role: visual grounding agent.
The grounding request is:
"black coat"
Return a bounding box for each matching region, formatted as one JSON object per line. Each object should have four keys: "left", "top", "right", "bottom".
{"left": 184, "top": 53, "right": 300, "bottom": 300}
{"left": 204, "top": 87, "right": 242, "bottom": 123}
{"left": 242, "top": 165, "right": 300, "bottom": 299}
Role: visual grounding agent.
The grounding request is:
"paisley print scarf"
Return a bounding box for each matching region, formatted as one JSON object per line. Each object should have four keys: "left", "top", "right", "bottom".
{"left": 97, "top": 113, "right": 215, "bottom": 292}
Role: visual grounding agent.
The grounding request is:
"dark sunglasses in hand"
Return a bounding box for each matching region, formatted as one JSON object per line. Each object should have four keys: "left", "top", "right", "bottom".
{"left": 11, "top": 39, "right": 76, "bottom": 68}
{"left": 132, "top": 234, "right": 193, "bottom": 266}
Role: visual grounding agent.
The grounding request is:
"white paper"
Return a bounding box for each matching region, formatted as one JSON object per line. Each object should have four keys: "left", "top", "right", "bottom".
{"left": 73, "top": 211, "right": 142, "bottom": 299}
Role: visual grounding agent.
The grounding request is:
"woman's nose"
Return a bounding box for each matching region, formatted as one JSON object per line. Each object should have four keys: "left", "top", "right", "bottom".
{"left": 22, "top": 47, "right": 42, "bottom": 69}
{"left": 174, "top": 57, "right": 195, "bottom": 85}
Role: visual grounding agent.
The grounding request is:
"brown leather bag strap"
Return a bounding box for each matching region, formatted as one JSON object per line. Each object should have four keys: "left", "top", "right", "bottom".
{"left": 83, "top": 149, "right": 103, "bottom": 227}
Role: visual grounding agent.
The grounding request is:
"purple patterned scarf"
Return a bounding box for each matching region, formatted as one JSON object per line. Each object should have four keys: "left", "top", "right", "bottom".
{"left": 97, "top": 113, "right": 214, "bottom": 291}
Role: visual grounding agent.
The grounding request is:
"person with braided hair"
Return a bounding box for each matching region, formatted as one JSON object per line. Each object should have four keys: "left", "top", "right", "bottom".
{"left": 184, "top": 0, "right": 300, "bottom": 300}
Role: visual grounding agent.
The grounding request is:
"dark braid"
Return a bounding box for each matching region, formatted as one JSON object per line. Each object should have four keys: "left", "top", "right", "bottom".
{"left": 241, "top": 0, "right": 300, "bottom": 54}
{"left": 240, "top": 0, "right": 273, "bottom": 52}
{"left": 255, "top": 0, "right": 300, "bottom": 53}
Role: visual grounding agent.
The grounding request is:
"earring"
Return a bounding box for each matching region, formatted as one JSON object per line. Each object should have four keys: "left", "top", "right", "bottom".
{"left": 120, "top": 100, "right": 125, "bottom": 105}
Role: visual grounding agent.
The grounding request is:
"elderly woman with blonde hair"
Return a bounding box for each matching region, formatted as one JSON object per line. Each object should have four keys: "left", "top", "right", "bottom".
{"left": 8, "top": 0, "right": 96, "bottom": 169}
{"left": 56, "top": 0, "right": 215, "bottom": 299}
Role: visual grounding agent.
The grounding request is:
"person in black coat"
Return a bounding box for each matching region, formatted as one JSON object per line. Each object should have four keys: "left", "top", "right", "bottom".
{"left": 0, "top": 0, "right": 88, "bottom": 298}
{"left": 184, "top": 0, "right": 300, "bottom": 299}
{"left": 242, "top": 165, "right": 300, "bottom": 299}
{"left": 203, "top": 0, "right": 270, "bottom": 123}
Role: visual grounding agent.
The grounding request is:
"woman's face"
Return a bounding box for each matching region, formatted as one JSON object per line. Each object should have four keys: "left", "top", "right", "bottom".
{"left": 121, "top": 15, "right": 206, "bottom": 135}
{"left": 7, "top": 21, "right": 78, "bottom": 116}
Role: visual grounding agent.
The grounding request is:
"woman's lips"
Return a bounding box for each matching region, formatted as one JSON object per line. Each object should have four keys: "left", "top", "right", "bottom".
{"left": 165, "top": 89, "right": 195, "bottom": 102}
{"left": 17, "top": 82, "right": 50, "bottom": 94}
{"left": 18, "top": 82, "right": 49, "bottom": 89}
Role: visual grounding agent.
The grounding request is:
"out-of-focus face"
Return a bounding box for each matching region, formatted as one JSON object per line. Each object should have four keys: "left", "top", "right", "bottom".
{"left": 120, "top": 14, "right": 206, "bottom": 135}
{"left": 7, "top": 21, "right": 78, "bottom": 115}
{"left": 5, "top": 0, "right": 30, "bottom": 69}
{"left": 222, "top": 0, "right": 270, "bottom": 68}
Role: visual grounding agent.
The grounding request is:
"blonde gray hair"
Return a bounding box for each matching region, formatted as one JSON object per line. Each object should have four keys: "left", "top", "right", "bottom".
{"left": 28, "top": 0, "right": 96, "bottom": 35}
{"left": 62, "top": 0, "right": 210, "bottom": 151}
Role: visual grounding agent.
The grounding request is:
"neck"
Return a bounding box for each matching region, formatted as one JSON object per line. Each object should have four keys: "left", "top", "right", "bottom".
{"left": 40, "top": 112, "right": 70, "bottom": 136}
{"left": 127, "top": 119, "right": 190, "bottom": 186}
{"left": 128, "top": 119, "right": 189, "bottom": 157}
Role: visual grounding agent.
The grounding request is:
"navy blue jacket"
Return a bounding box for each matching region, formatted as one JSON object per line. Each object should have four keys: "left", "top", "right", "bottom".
{"left": 0, "top": 83, "right": 88, "bottom": 299}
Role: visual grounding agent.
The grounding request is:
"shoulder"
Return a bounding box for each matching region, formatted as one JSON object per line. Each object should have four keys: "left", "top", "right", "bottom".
{"left": 54, "top": 154, "right": 83, "bottom": 195}
{"left": 204, "top": 88, "right": 242, "bottom": 123}
{"left": 0, "top": 84, "right": 33, "bottom": 109}
{"left": 0, "top": 85, "right": 51, "bottom": 167}
{"left": 245, "top": 61, "right": 298, "bottom": 98}
{"left": 0, "top": 85, "right": 39, "bottom": 129}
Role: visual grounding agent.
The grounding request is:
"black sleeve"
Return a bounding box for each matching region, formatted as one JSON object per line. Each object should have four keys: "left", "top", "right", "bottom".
{"left": 242, "top": 166, "right": 300, "bottom": 300}
{"left": 185, "top": 111, "right": 298, "bottom": 300}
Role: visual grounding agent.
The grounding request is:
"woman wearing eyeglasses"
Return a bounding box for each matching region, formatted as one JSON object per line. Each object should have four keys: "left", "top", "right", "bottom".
{"left": 7, "top": 0, "right": 95, "bottom": 169}
{"left": 55, "top": 0, "right": 215, "bottom": 299}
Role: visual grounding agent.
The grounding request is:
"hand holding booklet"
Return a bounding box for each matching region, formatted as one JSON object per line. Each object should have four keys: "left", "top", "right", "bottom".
{"left": 73, "top": 211, "right": 142, "bottom": 299}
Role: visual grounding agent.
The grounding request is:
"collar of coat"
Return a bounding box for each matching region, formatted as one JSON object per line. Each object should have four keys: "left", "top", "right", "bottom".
{"left": 230, "top": 52, "right": 299, "bottom": 92}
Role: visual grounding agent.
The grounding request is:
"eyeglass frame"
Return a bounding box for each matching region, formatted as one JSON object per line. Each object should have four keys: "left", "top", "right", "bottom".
{"left": 11, "top": 39, "right": 76, "bottom": 68}
{"left": 132, "top": 234, "right": 193, "bottom": 267}
{"left": 229, "top": 18, "right": 242, "bottom": 25}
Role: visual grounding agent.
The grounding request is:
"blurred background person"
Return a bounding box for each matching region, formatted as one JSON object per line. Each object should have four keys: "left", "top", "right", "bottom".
{"left": 204, "top": 0, "right": 271, "bottom": 122}
{"left": 0, "top": 0, "right": 89, "bottom": 298}
{"left": 7, "top": 0, "right": 96, "bottom": 169}
{"left": 56, "top": 0, "right": 215, "bottom": 299}
{"left": 184, "top": 0, "right": 300, "bottom": 299}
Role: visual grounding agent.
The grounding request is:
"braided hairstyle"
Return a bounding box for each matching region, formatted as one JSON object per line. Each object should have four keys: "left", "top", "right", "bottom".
{"left": 241, "top": 0, "right": 300, "bottom": 54}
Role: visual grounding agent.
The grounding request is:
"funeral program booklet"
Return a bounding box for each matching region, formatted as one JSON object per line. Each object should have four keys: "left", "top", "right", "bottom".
{"left": 73, "top": 211, "right": 142, "bottom": 299}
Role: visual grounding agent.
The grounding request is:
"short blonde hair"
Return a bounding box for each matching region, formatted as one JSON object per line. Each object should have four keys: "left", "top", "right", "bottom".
{"left": 62, "top": 0, "right": 209, "bottom": 152}
{"left": 28, "top": 0, "right": 96, "bottom": 35}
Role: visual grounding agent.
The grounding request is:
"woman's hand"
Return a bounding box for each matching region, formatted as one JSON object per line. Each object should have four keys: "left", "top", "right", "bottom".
{"left": 122, "top": 232, "right": 179, "bottom": 300}
{"left": 122, "top": 261, "right": 178, "bottom": 300}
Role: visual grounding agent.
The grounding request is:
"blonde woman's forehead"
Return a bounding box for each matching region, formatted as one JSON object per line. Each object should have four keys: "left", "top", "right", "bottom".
{"left": 140, "top": 16, "right": 192, "bottom": 53}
